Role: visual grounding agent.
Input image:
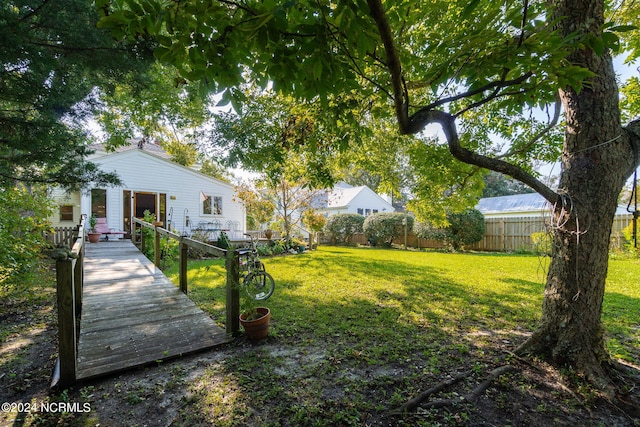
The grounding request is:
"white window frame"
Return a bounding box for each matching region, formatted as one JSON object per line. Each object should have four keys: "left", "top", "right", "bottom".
{"left": 202, "top": 194, "right": 223, "bottom": 216}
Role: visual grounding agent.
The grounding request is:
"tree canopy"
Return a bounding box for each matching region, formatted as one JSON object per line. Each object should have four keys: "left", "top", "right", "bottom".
{"left": 0, "top": 0, "right": 158, "bottom": 190}
{"left": 96, "top": 0, "right": 638, "bottom": 213}
{"left": 97, "top": 0, "right": 640, "bottom": 395}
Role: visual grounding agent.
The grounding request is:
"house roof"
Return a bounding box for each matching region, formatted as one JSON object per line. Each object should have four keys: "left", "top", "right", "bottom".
{"left": 327, "top": 185, "right": 394, "bottom": 210}
{"left": 91, "top": 145, "right": 235, "bottom": 190}
{"left": 477, "top": 193, "right": 633, "bottom": 216}
{"left": 329, "top": 186, "right": 366, "bottom": 208}
{"left": 90, "top": 139, "right": 171, "bottom": 159}
{"left": 476, "top": 193, "right": 548, "bottom": 214}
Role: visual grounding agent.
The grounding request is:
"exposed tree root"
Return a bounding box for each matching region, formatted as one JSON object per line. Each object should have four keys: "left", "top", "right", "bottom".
{"left": 393, "top": 365, "right": 516, "bottom": 414}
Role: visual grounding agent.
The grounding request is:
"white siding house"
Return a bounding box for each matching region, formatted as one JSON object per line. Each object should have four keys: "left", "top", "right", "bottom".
{"left": 317, "top": 183, "right": 395, "bottom": 217}
{"left": 49, "top": 143, "right": 245, "bottom": 239}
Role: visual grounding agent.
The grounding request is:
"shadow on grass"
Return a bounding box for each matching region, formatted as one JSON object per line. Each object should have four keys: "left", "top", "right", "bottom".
{"left": 169, "top": 247, "right": 579, "bottom": 425}
{"left": 163, "top": 247, "right": 640, "bottom": 425}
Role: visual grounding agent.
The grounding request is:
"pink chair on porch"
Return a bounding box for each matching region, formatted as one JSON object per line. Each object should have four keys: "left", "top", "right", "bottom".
{"left": 95, "top": 218, "right": 126, "bottom": 240}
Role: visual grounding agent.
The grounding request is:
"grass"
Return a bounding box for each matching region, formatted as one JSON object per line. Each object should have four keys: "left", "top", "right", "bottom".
{"left": 162, "top": 246, "right": 640, "bottom": 426}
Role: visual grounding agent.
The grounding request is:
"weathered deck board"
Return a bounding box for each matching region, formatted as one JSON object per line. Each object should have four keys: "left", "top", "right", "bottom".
{"left": 76, "top": 240, "right": 229, "bottom": 380}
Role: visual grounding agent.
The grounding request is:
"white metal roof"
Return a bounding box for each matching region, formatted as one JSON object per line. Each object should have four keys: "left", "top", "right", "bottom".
{"left": 476, "top": 193, "right": 633, "bottom": 216}
{"left": 476, "top": 193, "right": 548, "bottom": 215}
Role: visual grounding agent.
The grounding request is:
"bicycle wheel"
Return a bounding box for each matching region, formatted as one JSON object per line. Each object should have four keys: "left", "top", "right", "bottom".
{"left": 243, "top": 271, "right": 275, "bottom": 301}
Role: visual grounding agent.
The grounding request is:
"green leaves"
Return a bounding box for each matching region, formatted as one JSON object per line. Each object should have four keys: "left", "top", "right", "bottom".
{"left": 0, "top": 187, "right": 53, "bottom": 286}
{"left": 1, "top": 0, "right": 153, "bottom": 188}
{"left": 92, "top": 0, "right": 635, "bottom": 221}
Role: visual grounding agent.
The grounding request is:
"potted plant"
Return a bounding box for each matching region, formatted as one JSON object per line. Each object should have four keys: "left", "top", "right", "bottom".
{"left": 239, "top": 305, "right": 271, "bottom": 340}
{"left": 238, "top": 284, "right": 271, "bottom": 339}
{"left": 87, "top": 214, "right": 101, "bottom": 243}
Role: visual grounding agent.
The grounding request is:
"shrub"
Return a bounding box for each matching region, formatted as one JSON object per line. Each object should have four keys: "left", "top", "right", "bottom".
{"left": 621, "top": 222, "right": 640, "bottom": 256}
{"left": 414, "top": 221, "right": 445, "bottom": 241}
{"left": 271, "top": 239, "right": 286, "bottom": 254}
{"left": 416, "top": 209, "right": 485, "bottom": 251}
{"left": 0, "top": 186, "right": 53, "bottom": 289}
{"left": 443, "top": 209, "right": 485, "bottom": 251}
{"left": 363, "top": 212, "right": 414, "bottom": 247}
{"left": 324, "top": 213, "right": 364, "bottom": 244}
{"left": 531, "top": 231, "right": 552, "bottom": 255}
{"left": 257, "top": 243, "right": 273, "bottom": 256}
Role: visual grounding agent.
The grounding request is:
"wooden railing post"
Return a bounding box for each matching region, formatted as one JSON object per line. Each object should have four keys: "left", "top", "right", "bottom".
{"left": 74, "top": 244, "right": 83, "bottom": 316}
{"left": 179, "top": 238, "right": 188, "bottom": 294}
{"left": 140, "top": 224, "right": 146, "bottom": 253}
{"left": 56, "top": 257, "right": 77, "bottom": 388}
{"left": 154, "top": 226, "right": 161, "bottom": 267}
{"left": 225, "top": 249, "right": 240, "bottom": 335}
{"left": 132, "top": 220, "right": 138, "bottom": 246}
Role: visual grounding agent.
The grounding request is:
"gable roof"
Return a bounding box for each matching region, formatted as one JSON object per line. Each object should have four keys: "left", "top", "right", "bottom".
{"left": 328, "top": 185, "right": 393, "bottom": 209}
{"left": 329, "top": 186, "right": 365, "bottom": 208}
{"left": 91, "top": 146, "right": 235, "bottom": 190}
{"left": 90, "top": 139, "right": 172, "bottom": 159}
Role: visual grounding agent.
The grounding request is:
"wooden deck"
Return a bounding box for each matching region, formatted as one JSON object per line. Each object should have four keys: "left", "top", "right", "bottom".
{"left": 76, "top": 240, "right": 229, "bottom": 380}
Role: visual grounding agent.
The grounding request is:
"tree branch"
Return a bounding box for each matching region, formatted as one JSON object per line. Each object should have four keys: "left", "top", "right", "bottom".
{"left": 497, "top": 95, "right": 562, "bottom": 160}
{"left": 425, "top": 72, "right": 534, "bottom": 116}
{"left": 367, "top": 0, "right": 558, "bottom": 204}
{"left": 412, "top": 110, "right": 559, "bottom": 204}
{"left": 366, "top": 0, "right": 409, "bottom": 131}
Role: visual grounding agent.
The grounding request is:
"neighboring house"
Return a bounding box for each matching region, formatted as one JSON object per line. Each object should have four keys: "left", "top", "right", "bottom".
{"left": 316, "top": 182, "right": 395, "bottom": 217}
{"left": 49, "top": 141, "right": 245, "bottom": 239}
{"left": 473, "top": 193, "right": 632, "bottom": 251}
{"left": 475, "top": 193, "right": 551, "bottom": 218}
{"left": 476, "top": 192, "right": 633, "bottom": 219}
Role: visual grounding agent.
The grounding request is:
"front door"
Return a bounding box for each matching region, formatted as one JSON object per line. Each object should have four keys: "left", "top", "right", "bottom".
{"left": 134, "top": 192, "right": 157, "bottom": 219}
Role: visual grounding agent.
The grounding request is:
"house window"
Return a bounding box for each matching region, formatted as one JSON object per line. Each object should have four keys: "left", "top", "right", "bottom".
{"left": 60, "top": 205, "right": 74, "bottom": 221}
{"left": 365, "top": 209, "right": 371, "bottom": 216}
{"left": 202, "top": 194, "right": 223, "bottom": 215}
{"left": 357, "top": 208, "right": 364, "bottom": 215}
{"left": 373, "top": 209, "right": 378, "bottom": 214}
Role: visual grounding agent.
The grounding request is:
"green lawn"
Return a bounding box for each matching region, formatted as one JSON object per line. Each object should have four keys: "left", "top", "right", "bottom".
{"left": 164, "top": 246, "right": 640, "bottom": 426}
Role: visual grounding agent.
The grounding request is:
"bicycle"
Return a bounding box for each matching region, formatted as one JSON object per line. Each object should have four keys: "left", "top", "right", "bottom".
{"left": 238, "top": 233, "right": 275, "bottom": 301}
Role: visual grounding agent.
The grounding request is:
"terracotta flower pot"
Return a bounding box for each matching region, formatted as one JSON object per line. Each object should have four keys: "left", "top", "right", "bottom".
{"left": 88, "top": 233, "right": 101, "bottom": 243}
{"left": 239, "top": 307, "right": 270, "bottom": 340}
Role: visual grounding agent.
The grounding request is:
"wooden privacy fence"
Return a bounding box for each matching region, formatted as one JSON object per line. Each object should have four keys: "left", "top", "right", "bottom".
{"left": 323, "top": 214, "right": 633, "bottom": 252}
{"left": 469, "top": 215, "right": 632, "bottom": 252}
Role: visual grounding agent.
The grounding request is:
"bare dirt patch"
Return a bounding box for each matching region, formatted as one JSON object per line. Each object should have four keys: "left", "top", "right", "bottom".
{"left": 1, "top": 324, "right": 639, "bottom": 427}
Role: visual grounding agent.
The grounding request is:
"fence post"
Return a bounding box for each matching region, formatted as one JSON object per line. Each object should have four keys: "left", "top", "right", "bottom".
{"left": 179, "top": 238, "right": 188, "bottom": 294}
{"left": 225, "top": 249, "right": 240, "bottom": 335}
{"left": 56, "top": 257, "right": 77, "bottom": 388}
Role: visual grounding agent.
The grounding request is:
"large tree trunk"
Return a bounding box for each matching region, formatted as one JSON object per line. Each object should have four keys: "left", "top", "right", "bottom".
{"left": 368, "top": 0, "right": 640, "bottom": 389}
{"left": 516, "top": 0, "right": 635, "bottom": 389}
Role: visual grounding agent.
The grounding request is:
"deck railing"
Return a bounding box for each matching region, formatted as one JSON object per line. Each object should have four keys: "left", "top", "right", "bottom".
{"left": 131, "top": 217, "right": 240, "bottom": 336}
{"left": 52, "top": 217, "right": 85, "bottom": 389}
{"left": 53, "top": 216, "right": 240, "bottom": 388}
{"left": 46, "top": 226, "right": 78, "bottom": 247}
